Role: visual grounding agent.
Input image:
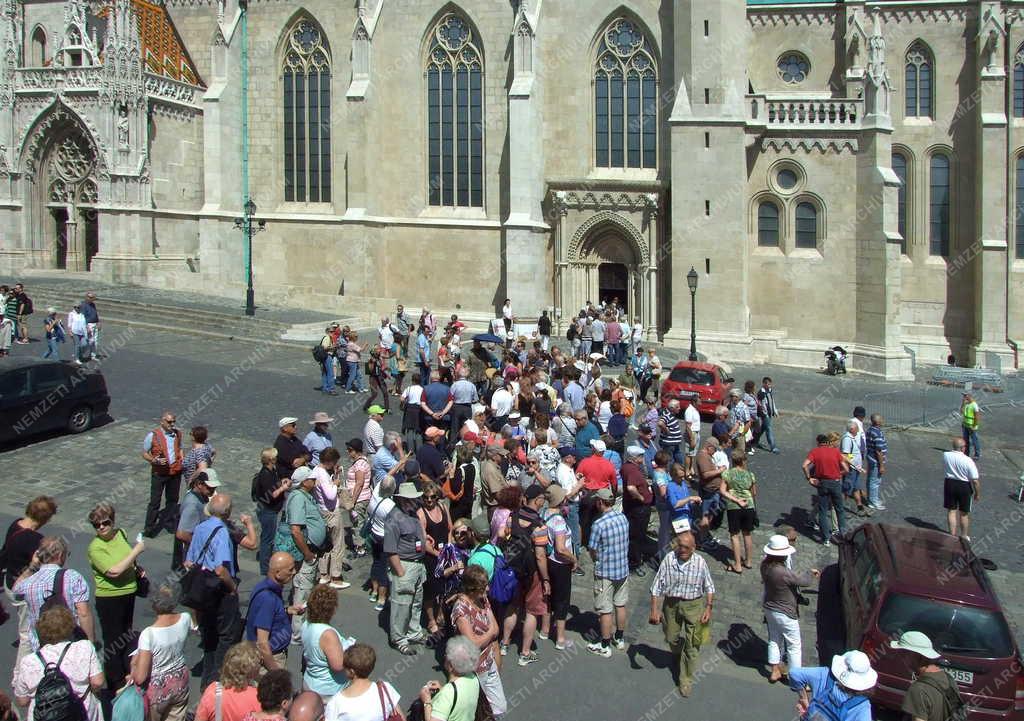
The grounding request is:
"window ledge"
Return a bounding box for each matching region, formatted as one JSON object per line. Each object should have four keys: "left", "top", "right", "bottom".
{"left": 789, "top": 247, "right": 823, "bottom": 259}
{"left": 902, "top": 117, "right": 933, "bottom": 126}
{"left": 587, "top": 168, "right": 659, "bottom": 182}
{"left": 752, "top": 245, "right": 784, "bottom": 256}
{"left": 419, "top": 206, "right": 489, "bottom": 221}
{"left": 275, "top": 202, "right": 336, "bottom": 215}
{"left": 924, "top": 254, "right": 949, "bottom": 267}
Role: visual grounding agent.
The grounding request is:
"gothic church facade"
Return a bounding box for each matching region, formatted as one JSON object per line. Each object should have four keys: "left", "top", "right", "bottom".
{"left": 1, "top": 0, "right": 1022, "bottom": 378}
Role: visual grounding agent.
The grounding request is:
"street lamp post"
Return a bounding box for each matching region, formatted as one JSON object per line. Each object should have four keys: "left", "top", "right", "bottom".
{"left": 234, "top": 198, "right": 265, "bottom": 316}
{"left": 687, "top": 266, "right": 699, "bottom": 362}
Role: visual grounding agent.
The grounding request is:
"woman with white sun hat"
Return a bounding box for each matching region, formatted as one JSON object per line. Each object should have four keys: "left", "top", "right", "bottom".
{"left": 761, "top": 534, "right": 819, "bottom": 683}
{"left": 788, "top": 648, "right": 877, "bottom": 721}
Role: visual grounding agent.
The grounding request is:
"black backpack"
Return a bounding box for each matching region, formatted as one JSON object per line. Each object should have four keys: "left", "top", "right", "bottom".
{"left": 32, "top": 643, "right": 87, "bottom": 721}
{"left": 312, "top": 338, "right": 328, "bottom": 364}
{"left": 21, "top": 294, "right": 33, "bottom": 316}
{"left": 566, "top": 324, "right": 577, "bottom": 342}
{"left": 39, "top": 570, "right": 67, "bottom": 617}
{"left": 505, "top": 510, "right": 542, "bottom": 581}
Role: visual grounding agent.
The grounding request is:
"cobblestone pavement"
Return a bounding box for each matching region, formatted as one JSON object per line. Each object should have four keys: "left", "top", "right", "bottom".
{"left": 1, "top": 326, "right": 1022, "bottom": 721}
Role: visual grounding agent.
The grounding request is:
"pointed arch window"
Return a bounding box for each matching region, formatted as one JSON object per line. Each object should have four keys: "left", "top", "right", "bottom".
{"left": 929, "top": 153, "right": 951, "bottom": 257}
{"left": 31, "top": 27, "right": 47, "bottom": 67}
{"left": 757, "top": 201, "right": 780, "bottom": 247}
{"left": 594, "top": 18, "right": 658, "bottom": 169}
{"left": 283, "top": 19, "right": 331, "bottom": 203}
{"left": 892, "top": 151, "right": 909, "bottom": 254}
{"left": 905, "top": 42, "right": 933, "bottom": 119}
{"left": 1014, "top": 44, "right": 1024, "bottom": 118}
{"left": 1015, "top": 156, "right": 1024, "bottom": 259}
{"left": 426, "top": 13, "right": 483, "bottom": 208}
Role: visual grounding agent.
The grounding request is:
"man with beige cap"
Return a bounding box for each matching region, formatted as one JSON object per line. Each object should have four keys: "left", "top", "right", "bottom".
{"left": 891, "top": 631, "right": 964, "bottom": 721}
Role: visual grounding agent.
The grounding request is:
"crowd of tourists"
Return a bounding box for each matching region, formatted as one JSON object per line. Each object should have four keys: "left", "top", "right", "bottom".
{"left": 0, "top": 296, "right": 985, "bottom": 721}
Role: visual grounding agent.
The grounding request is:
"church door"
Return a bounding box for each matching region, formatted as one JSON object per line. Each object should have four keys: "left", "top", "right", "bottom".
{"left": 598, "top": 262, "right": 629, "bottom": 312}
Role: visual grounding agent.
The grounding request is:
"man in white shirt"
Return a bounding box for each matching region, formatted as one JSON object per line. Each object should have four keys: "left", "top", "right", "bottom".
{"left": 378, "top": 317, "right": 395, "bottom": 351}
{"left": 490, "top": 380, "right": 514, "bottom": 430}
{"left": 591, "top": 315, "right": 606, "bottom": 355}
{"left": 683, "top": 402, "right": 702, "bottom": 476}
{"left": 942, "top": 438, "right": 980, "bottom": 539}
{"left": 630, "top": 318, "right": 644, "bottom": 357}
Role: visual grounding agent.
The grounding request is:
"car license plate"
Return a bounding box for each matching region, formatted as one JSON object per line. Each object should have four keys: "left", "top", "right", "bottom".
{"left": 949, "top": 669, "right": 974, "bottom": 685}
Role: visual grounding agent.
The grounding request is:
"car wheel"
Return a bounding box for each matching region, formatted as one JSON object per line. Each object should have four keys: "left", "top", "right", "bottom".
{"left": 67, "top": 405, "right": 93, "bottom": 434}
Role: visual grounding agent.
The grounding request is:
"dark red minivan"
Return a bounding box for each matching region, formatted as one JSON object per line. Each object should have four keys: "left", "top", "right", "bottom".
{"left": 838, "top": 523, "right": 1024, "bottom": 720}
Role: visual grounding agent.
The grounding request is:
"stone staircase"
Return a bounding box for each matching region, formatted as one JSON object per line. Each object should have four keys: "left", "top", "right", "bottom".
{"left": 9, "top": 277, "right": 361, "bottom": 347}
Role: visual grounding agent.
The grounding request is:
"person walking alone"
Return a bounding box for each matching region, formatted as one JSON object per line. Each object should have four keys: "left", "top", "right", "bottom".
{"left": 960, "top": 392, "right": 981, "bottom": 460}
{"left": 942, "top": 438, "right": 980, "bottom": 540}
{"left": 760, "top": 535, "right": 818, "bottom": 684}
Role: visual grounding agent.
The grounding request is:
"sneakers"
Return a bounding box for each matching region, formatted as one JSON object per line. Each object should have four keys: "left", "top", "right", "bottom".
{"left": 408, "top": 632, "right": 428, "bottom": 645}
{"left": 518, "top": 652, "right": 539, "bottom": 666}
{"left": 869, "top": 502, "right": 886, "bottom": 511}
{"left": 329, "top": 580, "right": 351, "bottom": 590}
{"left": 499, "top": 643, "right": 509, "bottom": 657}
{"left": 374, "top": 601, "right": 386, "bottom": 612}
{"left": 612, "top": 637, "right": 626, "bottom": 651}
{"left": 587, "top": 642, "right": 612, "bottom": 658}
{"left": 317, "top": 577, "right": 330, "bottom": 585}
{"left": 572, "top": 567, "right": 585, "bottom": 577}
{"left": 368, "top": 590, "right": 378, "bottom": 602}
{"left": 354, "top": 547, "right": 368, "bottom": 558}
{"left": 536, "top": 631, "right": 549, "bottom": 642}
{"left": 748, "top": 448, "right": 756, "bottom": 456}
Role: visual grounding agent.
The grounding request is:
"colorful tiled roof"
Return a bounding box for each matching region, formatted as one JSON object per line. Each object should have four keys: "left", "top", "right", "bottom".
{"left": 96, "top": 0, "right": 204, "bottom": 87}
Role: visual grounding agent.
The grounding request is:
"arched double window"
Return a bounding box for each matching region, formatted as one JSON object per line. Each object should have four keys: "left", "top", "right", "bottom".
{"left": 282, "top": 19, "right": 331, "bottom": 203}
{"left": 594, "top": 18, "right": 658, "bottom": 169}
{"left": 929, "top": 154, "right": 951, "bottom": 256}
{"left": 905, "top": 41, "right": 933, "bottom": 119}
{"left": 426, "top": 13, "right": 484, "bottom": 208}
{"left": 757, "top": 201, "right": 780, "bottom": 247}
{"left": 891, "top": 151, "right": 909, "bottom": 254}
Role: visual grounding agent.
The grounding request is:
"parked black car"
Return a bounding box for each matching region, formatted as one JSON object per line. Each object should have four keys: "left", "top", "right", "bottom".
{"left": 0, "top": 358, "right": 110, "bottom": 444}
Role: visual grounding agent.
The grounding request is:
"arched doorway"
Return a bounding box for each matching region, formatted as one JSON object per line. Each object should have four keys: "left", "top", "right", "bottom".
{"left": 598, "top": 262, "right": 629, "bottom": 312}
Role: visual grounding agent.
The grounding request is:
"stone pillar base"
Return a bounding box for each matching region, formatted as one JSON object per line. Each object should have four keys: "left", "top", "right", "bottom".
{"left": 969, "top": 342, "right": 1019, "bottom": 375}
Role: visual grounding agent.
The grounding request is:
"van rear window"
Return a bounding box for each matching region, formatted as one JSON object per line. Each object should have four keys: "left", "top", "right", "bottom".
{"left": 879, "top": 593, "right": 1014, "bottom": 658}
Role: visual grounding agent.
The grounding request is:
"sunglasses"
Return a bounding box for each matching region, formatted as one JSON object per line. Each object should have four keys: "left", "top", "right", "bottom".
{"left": 92, "top": 519, "right": 112, "bottom": 530}
{"left": 423, "top": 495, "right": 439, "bottom": 501}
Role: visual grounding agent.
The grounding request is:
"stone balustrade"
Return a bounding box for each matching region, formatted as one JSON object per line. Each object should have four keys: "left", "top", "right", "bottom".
{"left": 747, "top": 95, "right": 862, "bottom": 129}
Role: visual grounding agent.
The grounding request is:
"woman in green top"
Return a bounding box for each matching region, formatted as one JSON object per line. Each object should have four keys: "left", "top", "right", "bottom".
{"left": 720, "top": 450, "right": 758, "bottom": 574}
{"left": 418, "top": 636, "right": 482, "bottom": 721}
{"left": 86, "top": 502, "right": 145, "bottom": 696}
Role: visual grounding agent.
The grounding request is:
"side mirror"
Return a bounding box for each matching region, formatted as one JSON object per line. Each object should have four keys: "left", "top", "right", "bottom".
{"left": 725, "top": 377, "right": 735, "bottom": 384}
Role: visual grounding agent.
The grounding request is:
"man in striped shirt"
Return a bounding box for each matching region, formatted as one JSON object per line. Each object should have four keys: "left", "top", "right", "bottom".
{"left": 649, "top": 531, "right": 715, "bottom": 697}
{"left": 658, "top": 399, "right": 686, "bottom": 466}
{"left": 865, "top": 414, "right": 888, "bottom": 511}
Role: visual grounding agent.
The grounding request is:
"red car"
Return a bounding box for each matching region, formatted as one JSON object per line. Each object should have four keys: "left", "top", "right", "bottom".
{"left": 838, "top": 523, "right": 1024, "bottom": 720}
{"left": 659, "top": 361, "right": 734, "bottom": 416}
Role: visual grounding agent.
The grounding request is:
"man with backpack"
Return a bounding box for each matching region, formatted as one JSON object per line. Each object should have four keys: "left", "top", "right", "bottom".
{"left": 498, "top": 485, "right": 550, "bottom": 667}
{"left": 11, "top": 536, "right": 95, "bottom": 661}
{"left": 891, "top": 631, "right": 966, "bottom": 721}
{"left": 789, "top": 650, "right": 876, "bottom": 721}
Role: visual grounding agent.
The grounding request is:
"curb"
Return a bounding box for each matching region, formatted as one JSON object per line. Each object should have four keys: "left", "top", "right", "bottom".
{"left": 96, "top": 316, "right": 307, "bottom": 349}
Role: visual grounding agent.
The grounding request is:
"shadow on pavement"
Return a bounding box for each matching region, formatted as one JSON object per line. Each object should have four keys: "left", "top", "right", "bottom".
{"left": 718, "top": 622, "right": 770, "bottom": 679}
{"left": 815, "top": 563, "right": 846, "bottom": 665}
{"left": 904, "top": 516, "right": 943, "bottom": 532}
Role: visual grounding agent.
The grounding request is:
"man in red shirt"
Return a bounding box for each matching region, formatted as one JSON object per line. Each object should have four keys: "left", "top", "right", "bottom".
{"left": 577, "top": 439, "right": 617, "bottom": 546}
{"left": 802, "top": 434, "right": 851, "bottom": 546}
{"left": 621, "top": 446, "right": 653, "bottom": 576}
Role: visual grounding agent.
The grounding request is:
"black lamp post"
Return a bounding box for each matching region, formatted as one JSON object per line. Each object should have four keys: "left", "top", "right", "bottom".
{"left": 687, "top": 266, "right": 699, "bottom": 362}
{"left": 234, "top": 198, "right": 265, "bottom": 316}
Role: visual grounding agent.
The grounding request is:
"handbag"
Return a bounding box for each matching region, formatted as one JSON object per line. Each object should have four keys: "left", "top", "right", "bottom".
{"left": 449, "top": 679, "right": 494, "bottom": 721}
{"left": 337, "top": 485, "right": 356, "bottom": 512}
{"left": 376, "top": 681, "right": 402, "bottom": 721}
{"left": 118, "top": 530, "right": 150, "bottom": 598}
{"left": 110, "top": 682, "right": 147, "bottom": 721}
{"left": 179, "top": 526, "right": 225, "bottom": 608}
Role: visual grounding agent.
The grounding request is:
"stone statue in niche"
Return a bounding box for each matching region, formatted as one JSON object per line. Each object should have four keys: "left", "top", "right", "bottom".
{"left": 982, "top": 28, "right": 999, "bottom": 71}
{"left": 117, "top": 104, "right": 129, "bottom": 149}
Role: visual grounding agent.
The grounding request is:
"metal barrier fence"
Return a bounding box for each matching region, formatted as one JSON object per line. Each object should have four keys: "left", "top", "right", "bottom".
{"left": 864, "top": 379, "right": 1023, "bottom": 430}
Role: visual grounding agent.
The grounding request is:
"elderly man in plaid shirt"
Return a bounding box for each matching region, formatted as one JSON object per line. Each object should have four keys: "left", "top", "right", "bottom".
{"left": 11, "top": 536, "right": 95, "bottom": 663}
{"left": 649, "top": 531, "right": 715, "bottom": 697}
{"left": 586, "top": 487, "right": 630, "bottom": 658}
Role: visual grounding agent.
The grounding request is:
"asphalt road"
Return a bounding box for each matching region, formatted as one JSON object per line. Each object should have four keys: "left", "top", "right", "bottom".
{"left": 1, "top": 325, "right": 1022, "bottom": 721}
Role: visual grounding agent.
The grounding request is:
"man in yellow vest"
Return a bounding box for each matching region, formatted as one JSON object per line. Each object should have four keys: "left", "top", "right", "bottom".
{"left": 960, "top": 392, "right": 981, "bottom": 460}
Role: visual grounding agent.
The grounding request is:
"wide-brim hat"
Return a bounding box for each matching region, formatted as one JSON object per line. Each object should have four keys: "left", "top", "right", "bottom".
{"left": 594, "top": 487, "right": 614, "bottom": 502}
{"left": 889, "top": 631, "right": 941, "bottom": 660}
{"left": 763, "top": 534, "right": 796, "bottom": 557}
{"left": 589, "top": 353, "right": 605, "bottom": 361}
{"left": 309, "top": 412, "right": 334, "bottom": 424}
{"left": 830, "top": 651, "right": 878, "bottom": 692}
{"left": 424, "top": 426, "right": 446, "bottom": 439}
{"left": 395, "top": 482, "right": 423, "bottom": 499}
{"left": 546, "top": 485, "right": 567, "bottom": 507}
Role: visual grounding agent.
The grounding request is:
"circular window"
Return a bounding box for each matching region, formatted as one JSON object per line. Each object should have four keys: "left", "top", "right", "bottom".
{"left": 777, "top": 169, "right": 798, "bottom": 190}
{"left": 777, "top": 53, "right": 810, "bottom": 84}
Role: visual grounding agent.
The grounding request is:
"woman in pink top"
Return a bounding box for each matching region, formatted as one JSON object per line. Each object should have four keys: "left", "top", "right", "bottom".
{"left": 194, "top": 642, "right": 261, "bottom": 721}
{"left": 345, "top": 438, "right": 372, "bottom": 557}
{"left": 343, "top": 332, "right": 366, "bottom": 394}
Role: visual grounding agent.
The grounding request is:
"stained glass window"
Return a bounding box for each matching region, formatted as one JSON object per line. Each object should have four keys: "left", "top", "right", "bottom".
{"left": 283, "top": 19, "right": 331, "bottom": 203}
{"left": 595, "top": 18, "right": 658, "bottom": 169}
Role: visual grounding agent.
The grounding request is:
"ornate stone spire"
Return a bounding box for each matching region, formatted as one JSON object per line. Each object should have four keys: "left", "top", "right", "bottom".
{"left": 101, "top": 0, "right": 144, "bottom": 108}
{"left": 55, "top": 0, "right": 100, "bottom": 66}
{"left": 0, "top": 0, "right": 19, "bottom": 110}
{"left": 863, "top": 10, "right": 891, "bottom": 123}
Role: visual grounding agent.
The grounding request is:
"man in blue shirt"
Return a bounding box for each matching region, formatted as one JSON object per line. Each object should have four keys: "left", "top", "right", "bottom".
{"left": 587, "top": 488, "right": 630, "bottom": 658}
{"left": 563, "top": 372, "right": 585, "bottom": 412}
{"left": 865, "top": 414, "right": 888, "bottom": 511}
{"left": 416, "top": 325, "right": 432, "bottom": 384}
{"left": 789, "top": 650, "right": 876, "bottom": 721}
{"left": 246, "top": 551, "right": 300, "bottom": 671}
{"left": 185, "top": 493, "right": 254, "bottom": 688}
{"left": 574, "top": 410, "right": 601, "bottom": 458}
{"left": 420, "top": 370, "right": 453, "bottom": 435}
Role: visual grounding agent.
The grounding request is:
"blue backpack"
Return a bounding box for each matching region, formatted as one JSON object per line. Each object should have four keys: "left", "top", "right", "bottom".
{"left": 479, "top": 546, "right": 518, "bottom": 604}
{"left": 805, "top": 675, "right": 869, "bottom": 721}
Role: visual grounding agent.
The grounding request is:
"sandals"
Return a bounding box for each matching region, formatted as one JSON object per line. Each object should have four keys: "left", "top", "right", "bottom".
{"left": 394, "top": 642, "right": 416, "bottom": 656}
{"left": 725, "top": 564, "right": 743, "bottom": 575}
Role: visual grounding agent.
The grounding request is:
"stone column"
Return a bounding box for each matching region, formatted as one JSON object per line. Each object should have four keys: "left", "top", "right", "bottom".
{"left": 64, "top": 207, "right": 82, "bottom": 271}
{"left": 970, "top": 3, "right": 1014, "bottom": 370}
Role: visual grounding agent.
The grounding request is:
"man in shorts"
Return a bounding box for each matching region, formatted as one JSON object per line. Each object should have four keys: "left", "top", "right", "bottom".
{"left": 683, "top": 400, "right": 701, "bottom": 478}
{"left": 942, "top": 437, "right": 980, "bottom": 540}
{"left": 587, "top": 487, "right": 630, "bottom": 658}
{"left": 694, "top": 438, "right": 726, "bottom": 547}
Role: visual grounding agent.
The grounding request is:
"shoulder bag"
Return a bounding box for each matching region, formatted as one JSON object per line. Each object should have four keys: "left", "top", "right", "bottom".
{"left": 179, "top": 526, "right": 225, "bottom": 608}
{"left": 376, "top": 681, "right": 402, "bottom": 721}
{"left": 117, "top": 529, "right": 149, "bottom": 598}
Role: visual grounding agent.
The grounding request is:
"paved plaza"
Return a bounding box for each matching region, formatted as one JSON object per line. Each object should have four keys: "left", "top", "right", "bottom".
{"left": 1, "top": 324, "right": 1022, "bottom": 721}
